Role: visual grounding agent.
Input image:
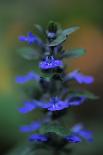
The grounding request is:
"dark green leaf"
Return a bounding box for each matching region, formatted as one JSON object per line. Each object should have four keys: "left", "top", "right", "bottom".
{"left": 39, "top": 122, "right": 69, "bottom": 136}
{"left": 17, "top": 47, "right": 40, "bottom": 60}
{"left": 48, "top": 26, "right": 80, "bottom": 46}
{"left": 69, "top": 90, "right": 99, "bottom": 100}
{"left": 62, "top": 48, "right": 86, "bottom": 58}
{"left": 7, "top": 143, "right": 51, "bottom": 155}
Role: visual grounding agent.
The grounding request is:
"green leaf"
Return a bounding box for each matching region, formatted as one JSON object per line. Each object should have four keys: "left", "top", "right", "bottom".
{"left": 39, "top": 122, "right": 69, "bottom": 136}
{"left": 48, "top": 26, "right": 80, "bottom": 46}
{"left": 69, "top": 90, "right": 99, "bottom": 100}
{"left": 34, "top": 24, "right": 45, "bottom": 35}
{"left": 7, "top": 143, "right": 51, "bottom": 155}
{"left": 17, "top": 47, "right": 40, "bottom": 60}
{"left": 62, "top": 48, "right": 86, "bottom": 58}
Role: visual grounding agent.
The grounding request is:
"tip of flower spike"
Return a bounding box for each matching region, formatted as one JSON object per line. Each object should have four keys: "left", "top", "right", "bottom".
{"left": 47, "top": 32, "right": 56, "bottom": 39}
{"left": 29, "top": 134, "right": 48, "bottom": 142}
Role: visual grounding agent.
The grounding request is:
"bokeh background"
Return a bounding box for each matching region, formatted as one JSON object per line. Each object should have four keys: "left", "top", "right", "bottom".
{"left": 0, "top": 0, "right": 103, "bottom": 154}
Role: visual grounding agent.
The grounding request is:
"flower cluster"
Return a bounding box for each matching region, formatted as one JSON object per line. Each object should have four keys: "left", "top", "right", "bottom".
{"left": 16, "top": 21, "right": 97, "bottom": 153}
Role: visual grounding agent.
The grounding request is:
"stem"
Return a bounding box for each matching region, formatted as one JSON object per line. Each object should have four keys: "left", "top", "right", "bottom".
{"left": 53, "top": 149, "right": 60, "bottom": 155}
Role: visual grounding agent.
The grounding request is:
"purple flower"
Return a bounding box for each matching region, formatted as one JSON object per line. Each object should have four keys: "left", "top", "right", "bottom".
{"left": 71, "top": 124, "right": 93, "bottom": 142}
{"left": 20, "top": 121, "right": 41, "bottom": 132}
{"left": 16, "top": 71, "right": 40, "bottom": 84}
{"left": 47, "top": 32, "right": 56, "bottom": 39}
{"left": 71, "top": 123, "right": 83, "bottom": 133}
{"left": 66, "top": 70, "right": 94, "bottom": 84}
{"left": 40, "top": 97, "right": 69, "bottom": 111}
{"left": 39, "top": 56, "right": 63, "bottom": 70}
{"left": 18, "top": 101, "right": 37, "bottom": 114}
{"left": 68, "top": 96, "right": 86, "bottom": 106}
{"left": 29, "top": 134, "right": 48, "bottom": 142}
{"left": 79, "top": 130, "right": 93, "bottom": 142}
{"left": 19, "top": 32, "right": 43, "bottom": 46}
{"left": 65, "top": 135, "right": 81, "bottom": 143}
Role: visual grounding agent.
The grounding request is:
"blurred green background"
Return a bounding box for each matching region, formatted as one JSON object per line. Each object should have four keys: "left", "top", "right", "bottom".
{"left": 0, "top": 0, "right": 103, "bottom": 154}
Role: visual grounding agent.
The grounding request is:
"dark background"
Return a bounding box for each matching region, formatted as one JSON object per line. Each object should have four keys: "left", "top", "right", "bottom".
{"left": 0, "top": 0, "right": 103, "bottom": 154}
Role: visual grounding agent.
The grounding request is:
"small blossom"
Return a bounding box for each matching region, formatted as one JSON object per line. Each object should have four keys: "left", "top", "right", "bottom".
{"left": 65, "top": 135, "right": 81, "bottom": 143}
{"left": 71, "top": 123, "right": 83, "bottom": 133}
{"left": 80, "top": 130, "right": 93, "bottom": 142}
{"left": 47, "top": 32, "right": 56, "bottom": 39}
{"left": 16, "top": 71, "right": 40, "bottom": 84}
{"left": 40, "top": 97, "right": 69, "bottom": 111}
{"left": 65, "top": 70, "right": 94, "bottom": 84}
{"left": 18, "top": 101, "right": 37, "bottom": 114}
{"left": 68, "top": 96, "right": 86, "bottom": 106}
{"left": 71, "top": 124, "right": 93, "bottom": 142}
{"left": 20, "top": 121, "right": 41, "bottom": 132}
{"left": 19, "top": 32, "right": 43, "bottom": 46}
{"left": 29, "top": 134, "right": 48, "bottom": 142}
{"left": 39, "top": 56, "right": 64, "bottom": 70}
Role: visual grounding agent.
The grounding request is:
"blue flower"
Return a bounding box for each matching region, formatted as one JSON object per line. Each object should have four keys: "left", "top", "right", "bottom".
{"left": 19, "top": 32, "right": 43, "bottom": 46}
{"left": 18, "top": 101, "right": 37, "bottom": 114}
{"left": 16, "top": 71, "right": 40, "bottom": 84}
{"left": 65, "top": 70, "right": 94, "bottom": 84}
{"left": 20, "top": 121, "right": 41, "bottom": 132}
{"left": 29, "top": 134, "right": 48, "bottom": 142}
{"left": 65, "top": 135, "right": 81, "bottom": 143}
{"left": 39, "top": 97, "right": 69, "bottom": 111}
{"left": 71, "top": 124, "right": 93, "bottom": 142}
{"left": 39, "top": 56, "right": 64, "bottom": 70}
{"left": 68, "top": 96, "right": 86, "bottom": 106}
{"left": 79, "top": 130, "right": 93, "bottom": 142}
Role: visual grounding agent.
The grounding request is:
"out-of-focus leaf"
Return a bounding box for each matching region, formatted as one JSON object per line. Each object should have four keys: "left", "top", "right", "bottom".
{"left": 7, "top": 143, "right": 51, "bottom": 155}
{"left": 48, "top": 26, "right": 80, "bottom": 46}
{"left": 17, "top": 47, "right": 40, "bottom": 60}
{"left": 39, "top": 122, "right": 69, "bottom": 136}
{"left": 69, "top": 90, "right": 98, "bottom": 100}
{"left": 62, "top": 48, "right": 86, "bottom": 58}
{"left": 7, "top": 143, "right": 34, "bottom": 155}
{"left": 56, "top": 23, "right": 62, "bottom": 35}
{"left": 34, "top": 24, "right": 45, "bottom": 35}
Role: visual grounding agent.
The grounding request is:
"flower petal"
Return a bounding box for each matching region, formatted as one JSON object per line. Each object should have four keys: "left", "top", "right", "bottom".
{"left": 20, "top": 121, "right": 41, "bottom": 132}
{"left": 29, "top": 134, "right": 48, "bottom": 142}
{"left": 18, "top": 101, "right": 37, "bottom": 114}
{"left": 71, "top": 124, "right": 93, "bottom": 142}
{"left": 79, "top": 130, "right": 93, "bottom": 142}
{"left": 68, "top": 96, "right": 86, "bottom": 106}
{"left": 19, "top": 32, "right": 43, "bottom": 46}
{"left": 66, "top": 70, "right": 94, "bottom": 84}
{"left": 65, "top": 135, "right": 81, "bottom": 143}
{"left": 39, "top": 56, "right": 63, "bottom": 70}
{"left": 16, "top": 71, "right": 40, "bottom": 84}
